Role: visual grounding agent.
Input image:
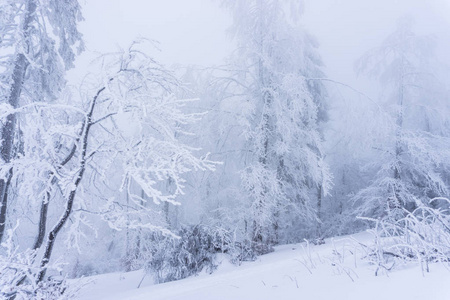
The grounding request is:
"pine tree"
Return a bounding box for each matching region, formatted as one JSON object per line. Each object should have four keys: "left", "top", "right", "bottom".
{"left": 222, "top": 0, "right": 331, "bottom": 246}
{"left": 353, "top": 18, "right": 450, "bottom": 220}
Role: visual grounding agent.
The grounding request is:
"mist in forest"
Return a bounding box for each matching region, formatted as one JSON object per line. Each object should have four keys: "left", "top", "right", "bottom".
{"left": 1, "top": 1, "right": 450, "bottom": 299}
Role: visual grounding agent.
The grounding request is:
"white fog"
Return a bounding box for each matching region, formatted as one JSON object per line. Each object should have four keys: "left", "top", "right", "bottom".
{"left": 1, "top": 1, "right": 450, "bottom": 299}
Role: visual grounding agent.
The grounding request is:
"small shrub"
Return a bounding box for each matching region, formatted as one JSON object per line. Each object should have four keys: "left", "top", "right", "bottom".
{"left": 144, "top": 225, "right": 221, "bottom": 283}
{"left": 230, "top": 240, "right": 257, "bottom": 264}
{"left": 143, "top": 225, "right": 280, "bottom": 282}
{"left": 360, "top": 198, "right": 450, "bottom": 275}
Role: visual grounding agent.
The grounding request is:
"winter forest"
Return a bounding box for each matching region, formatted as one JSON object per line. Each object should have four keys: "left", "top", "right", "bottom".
{"left": 1, "top": 0, "right": 450, "bottom": 299}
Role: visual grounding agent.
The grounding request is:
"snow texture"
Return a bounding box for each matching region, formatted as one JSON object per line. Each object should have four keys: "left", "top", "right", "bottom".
{"left": 75, "top": 232, "right": 450, "bottom": 300}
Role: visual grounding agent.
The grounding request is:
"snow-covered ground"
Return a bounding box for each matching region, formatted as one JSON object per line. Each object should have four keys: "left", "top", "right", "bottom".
{"left": 74, "top": 232, "right": 450, "bottom": 300}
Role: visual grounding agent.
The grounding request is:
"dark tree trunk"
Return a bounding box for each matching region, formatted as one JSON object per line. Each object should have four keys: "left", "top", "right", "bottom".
{"left": 316, "top": 184, "right": 323, "bottom": 238}
{"left": 33, "top": 144, "right": 78, "bottom": 250}
{"left": 0, "top": 169, "right": 13, "bottom": 243}
{"left": 33, "top": 192, "right": 50, "bottom": 250}
{"left": 37, "top": 86, "right": 105, "bottom": 283}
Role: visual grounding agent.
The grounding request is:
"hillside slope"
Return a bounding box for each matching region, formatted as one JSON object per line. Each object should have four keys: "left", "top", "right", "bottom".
{"left": 75, "top": 232, "right": 450, "bottom": 300}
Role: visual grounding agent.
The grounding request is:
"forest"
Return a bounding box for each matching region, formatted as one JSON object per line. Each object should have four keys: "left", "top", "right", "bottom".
{"left": 0, "top": 0, "right": 449, "bottom": 299}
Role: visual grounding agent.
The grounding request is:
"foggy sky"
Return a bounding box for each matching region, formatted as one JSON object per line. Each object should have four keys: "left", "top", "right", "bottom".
{"left": 69, "top": 0, "right": 450, "bottom": 94}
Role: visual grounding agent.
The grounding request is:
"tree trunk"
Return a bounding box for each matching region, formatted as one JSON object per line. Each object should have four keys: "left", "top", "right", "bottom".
{"left": 37, "top": 86, "right": 105, "bottom": 283}
{"left": 316, "top": 184, "right": 323, "bottom": 238}
{"left": 253, "top": 5, "right": 272, "bottom": 245}
{"left": 33, "top": 192, "right": 50, "bottom": 250}
{"left": 0, "top": 170, "right": 13, "bottom": 243}
{"left": 389, "top": 55, "right": 405, "bottom": 218}
{"left": 33, "top": 144, "right": 78, "bottom": 250}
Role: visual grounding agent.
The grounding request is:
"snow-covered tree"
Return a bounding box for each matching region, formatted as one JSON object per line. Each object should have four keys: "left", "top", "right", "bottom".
{"left": 0, "top": 41, "right": 216, "bottom": 297}
{"left": 353, "top": 18, "right": 450, "bottom": 220}
{"left": 0, "top": 0, "right": 84, "bottom": 243}
{"left": 220, "top": 0, "right": 331, "bottom": 247}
